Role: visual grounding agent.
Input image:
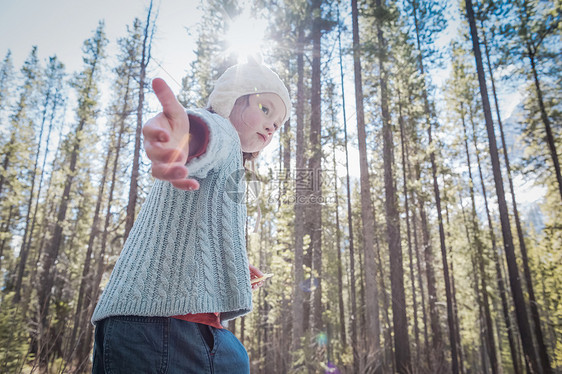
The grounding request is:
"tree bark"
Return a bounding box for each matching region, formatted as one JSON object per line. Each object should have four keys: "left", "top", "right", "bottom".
{"left": 470, "top": 103, "right": 522, "bottom": 374}
{"left": 36, "top": 27, "right": 105, "bottom": 363}
{"left": 398, "top": 101, "right": 420, "bottom": 365}
{"left": 13, "top": 82, "right": 52, "bottom": 303}
{"left": 527, "top": 45, "right": 562, "bottom": 202}
{"left": 374, "top": 1, "right": 412, "bottom": 370}
{"left": 351, "top": 0, "right": 381, "bottom": 365}
{"left": 338, "top": 11, "right": 359, "bottom": 368}
{"left": 309, "top": 0, "right": 323, "bottom": 333}
{"left": 410, "top": 0, "right": 459, "bottom": 367}
{"left": 464, "top": 1, "right": 542, "bottom": 371}
{"left": 484, "top": 25, "right": 552, "bottom": 371}
{"left": 462, "top": 102, "right": 499, "bottom": 374}
{"left": 124, "top": 1, "right": 154, "bottom": 240}
{"left": 291, "top": 22, "right": 306, "bottom": 354}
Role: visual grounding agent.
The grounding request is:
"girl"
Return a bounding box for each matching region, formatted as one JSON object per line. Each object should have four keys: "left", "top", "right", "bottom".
{"left": 91, "top": 59, "right": 291, "bottom": 373}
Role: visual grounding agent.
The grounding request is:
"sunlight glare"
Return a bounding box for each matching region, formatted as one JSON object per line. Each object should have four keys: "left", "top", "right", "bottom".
{"left": 225, "top": 6, "right": 267, "bottom": 62}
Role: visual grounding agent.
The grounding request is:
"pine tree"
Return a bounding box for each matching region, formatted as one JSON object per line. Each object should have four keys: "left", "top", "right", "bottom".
{"left": 13, "top": 56, "right": 65, "bottom": 305}
{"left": 464, "top": 0, "right": 545, "bottom": 371}
{"left": 0, "top": 50, "right": 14, "bottom": 126}
{"left": 0, "top": 48, "right": 38, "bottom": 278}
{"left": 370, "top": 1, "right": 413, "bottom": 371}
{"left": 124, "top": 0, "right": 156, "bottom": 240}
{"left": 351, "top": 0, "right": 382, "bottom": 367}
{"left": 35, "top": 22, "right": 107, "bottom": 368}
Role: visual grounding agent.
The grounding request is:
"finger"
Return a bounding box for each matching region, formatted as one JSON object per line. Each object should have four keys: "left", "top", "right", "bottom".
{"left": 143, "top": 117, "right": 170, "bottom": 142}
{"left": 249, "top": 264, "right": 264, "bottom": 278}
{"left": 151, "top": 163, "right": 189, "bottom": 180}
{"left": 144, "top": 142, "right": 186, "bottom": 163}
{"left": 171, "top": 178, "right": 200, "bottom": 191}
{"left": 152, "top": 78, "right": 185, "bottom": 120}
{"left": 251, "top": 281, "right": 264, "bottom": 291}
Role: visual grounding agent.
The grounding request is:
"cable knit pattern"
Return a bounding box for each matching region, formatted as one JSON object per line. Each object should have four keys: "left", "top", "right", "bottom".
{"left": 92, "top": 109, "right": 252, "bottom": 325}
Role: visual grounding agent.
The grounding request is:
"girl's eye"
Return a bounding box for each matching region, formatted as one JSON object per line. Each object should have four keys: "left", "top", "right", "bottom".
{"left": 273, "top": 123, "right": 279, "bottom": 130}
{"left": 259, "top": 104, "right": 269, "bottom": 115}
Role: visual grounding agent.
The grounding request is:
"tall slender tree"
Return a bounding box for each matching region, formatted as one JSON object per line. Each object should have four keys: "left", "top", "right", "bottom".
{"left": 35, "top": 22, "right": 107, "bottom": 368}
{"left": 406, "top": 0, "right": 459, "bottom": 370}
{"left": 351, "top": 0, "right": 381, "bottom": 366}
{"left": 336, "top": 6, "right": 359, "bottom": 369}
{"left": 13, "top": 56, "right": 65, "bottom": 304}
{"left": 464, "top": 1, "right": 545, "bottom": 371}
{"left": 371, "top": 1, "right": 412, "bottom": 371}
{"left": 291, "top": 17, "right": 307, "bottom": 356}
{"left": 309, "top": 0, "right": 324, "bottom": 334}
{"left": 124, "top": 0, "right": 156, "bottom": 240}
{"left": 482, "top": 5, "right": 555, "bottom": 371}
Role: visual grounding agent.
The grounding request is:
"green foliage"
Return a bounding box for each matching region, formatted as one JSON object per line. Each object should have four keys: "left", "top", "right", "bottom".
{"left": 0, "top": 293, "right": 31, "bottom": 372}
{"left": 0, "top": 1, "right": 560, "bottom": 373}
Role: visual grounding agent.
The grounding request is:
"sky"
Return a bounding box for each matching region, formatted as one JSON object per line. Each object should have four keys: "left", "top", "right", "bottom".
{"left": 0, "top": 0, "right": 202, "bottom": 89}
{"left": 0, "top": 0, "right": 541, "bottom": 211}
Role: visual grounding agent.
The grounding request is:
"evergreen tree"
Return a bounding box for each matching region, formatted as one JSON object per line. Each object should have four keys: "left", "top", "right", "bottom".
{"left": 369, "top": 1, "right": 413, "bottom": 371}
{"left": 124, "top": 0, "right": 157, "bottom": 240}
{"left": 351, "top": 0, "right": 382, "bottom": 368}
{"left": 35, "top": 22, "right": 107, "bottom": 368}
{"left": 13, "top": 56, "right": 66, "bottom": 304}
{"left": 1, "top": 47, "right": 41, "bottom": 300}
{"left": 0, "top": 50, "right": 14, "bottom": 127}
{"left": 464, "top": 0, "right": 545, "bottom": 371}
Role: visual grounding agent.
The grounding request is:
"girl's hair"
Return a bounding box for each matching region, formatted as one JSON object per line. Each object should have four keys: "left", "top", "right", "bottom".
{"left": 208, "top": 94, "right": 261, "bottom": 164}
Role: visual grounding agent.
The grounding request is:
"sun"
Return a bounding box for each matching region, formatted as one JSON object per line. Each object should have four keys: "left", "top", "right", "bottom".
{"left": 225, "top": 7, "right": 267, "bottom": 62}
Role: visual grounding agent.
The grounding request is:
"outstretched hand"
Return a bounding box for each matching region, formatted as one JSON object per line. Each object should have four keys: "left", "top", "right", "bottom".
{"left": 143, "top": 78, "right": 200, "bottom": 190}
{"left": 250, "top": 264, "right": 268, "bottom": 291}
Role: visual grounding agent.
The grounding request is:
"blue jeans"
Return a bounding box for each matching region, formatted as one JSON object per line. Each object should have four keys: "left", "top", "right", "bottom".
{"left": 92, "top": 316, "right": 249, "bottom": 374}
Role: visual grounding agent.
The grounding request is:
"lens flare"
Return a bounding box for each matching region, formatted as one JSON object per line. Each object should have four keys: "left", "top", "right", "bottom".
{"left": 225, "top": 7, "right": 267, "bottom": 62}
{"left": 316, "top": 332, "right": 328, "bottom": 346}
{"left": 324, "top": 362, "right": 340, "bottom": 374}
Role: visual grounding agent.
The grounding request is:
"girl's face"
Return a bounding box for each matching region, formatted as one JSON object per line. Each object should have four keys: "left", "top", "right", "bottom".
{"left": 229, "top": 93, "right": 286, "bottom": 153}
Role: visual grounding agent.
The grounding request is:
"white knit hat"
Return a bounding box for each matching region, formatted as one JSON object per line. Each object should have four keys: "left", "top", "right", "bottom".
{"left": 208, "top": 58, "right": 291, "bottom": 125}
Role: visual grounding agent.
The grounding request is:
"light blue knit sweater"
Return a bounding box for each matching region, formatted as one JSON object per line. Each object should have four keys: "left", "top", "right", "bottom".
{"left": 92, "top": 108, "right": 252, "bottom": 324}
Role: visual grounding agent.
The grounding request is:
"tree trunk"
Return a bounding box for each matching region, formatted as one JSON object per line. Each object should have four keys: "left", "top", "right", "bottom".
{"left": 291, "top": 22, "right": 306, "bottom": 354}
{"left": 464, "top": 1, "right": 542, "bottom": 371}
{"left": 429, "top": 121, "right": 459, "bottom": 374}
{"left": 413, "top": 158, "right": 442, "bottom": 369}
{"left": 462, "top": 103, "right": 499, "bottom": 373}
{"left": 410, "top": 0, "right": 459, "bottom": 367}
{"left": 442, "top": 180, "right": 466, "bottom": 374}
{"left": 79, "top": 106, "right": 128, "bottom": 365}
{"left": 351, "top": 0, "right": 381, "bottom": 365}
{"left": 0, "top": 132, "right": 15, "bottom": 200}
{"left": 36, "top": 24, "right": 105, "bottom": 367}
{"left": 124, "top": 1, "right": 154, "bottom": 240}
{"left": 528, "top": 49, "right": 562, "bottom": 202}
{"left": 309, "top": 0, "right": 323, "bottom": 333}
{"left": 398, "top": 101, "right": 420, "bottom": 366}
{"left": 404, "top": 108, "right": 431, "bottom": 366}
{"left": 374, "top": 1, "right": 411, "bottom": 370}
{"left": 523, "top": 51, "right": 555, "bottom": 373}
{"left": 330, "top": 108, "right": 347, "bottom": 351}
{"left": 470, "top": 103, "right": 523, "bottom": 374}
{"left": 484, "top": 26, "right": 552, "bottom": 372}
{"left": 68, "top": 144, "right": 111, "bottom": 366}
{"left": 0, "top": 206, "right": 14, "bottom": 272}
{"left": 13, "top": 86, "right": 52, "bottom": 303}
{"left": 338, "top": 11, "right": 359, "bottom": 368}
